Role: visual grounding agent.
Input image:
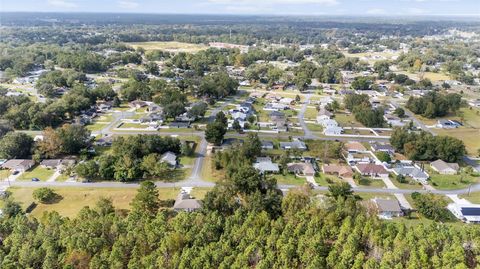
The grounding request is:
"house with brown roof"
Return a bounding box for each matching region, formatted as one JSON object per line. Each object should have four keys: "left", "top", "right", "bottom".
{"left": 430, "top": 159, "right": 459, "bottom": 175}
{"left": 1, "top": 159, "right": 35, "bottom": 172}
{"left": 287, "top": 162, "right": 315, "bottom": 177}
{"left": 344, "top": 142, "right": 367, "bottom": 153}
{"left": 355, "top": 163, "right": 389, "bottom": 178}
{"left": 322, "top": 164, "right": 354, "bottom": 179}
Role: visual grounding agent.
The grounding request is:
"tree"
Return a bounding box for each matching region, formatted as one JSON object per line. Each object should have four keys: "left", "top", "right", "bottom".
{"left": 351, "top": 76, "right": 373, "bottom": 91}
{"left": 375, "top": 151, "right": 391, "bottom": 163}
{"left": 130, "top": 181, "right": 159, "bottom": 217}
{"left": 33, "top": 187, "right": 58, "bottom": 203}
{"left": 327, "top": 182, "right": 356, "bottom": 200}
{"left": 215, "top": 111, "right": 228, "bottom": 126}
{"left": 57, "top": 124, "right": 91, "bottom": 155}
{"left": 187, "top": 102, "right": 208, "bottom": 119}
{"left": 232, "top": 120, "right": 242, "bottom": 133}
{"left": 75, "top": 160, "right": 98, "bottom": 181}
{"left": 394, "top": 107, "right": 405, "bottom": 118}
{"left": 36, "top": 127, "right": 63, "bottom": 158}
{"left": 2, "top": 199, "right": 23, "bottom": 218}
{"left": 0, "top": 132, "right": 33, "bottom": 159}
{"left": 141, "top": 153, "right": 170, "bottom": 178}
{"left": 205, "top": 122, "right": 227, "bottom": 146}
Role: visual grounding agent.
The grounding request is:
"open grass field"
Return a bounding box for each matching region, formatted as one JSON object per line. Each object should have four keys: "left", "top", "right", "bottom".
{"left": 304, "top": 107, "right": 318, "bottom": 120}
{"left": 429, "top": 173, "right": 480, "bottom": 190}
{"left": 0, "top": 169, "right": 11, "bottom": 180}
{"left": 460, "top": 192, "right": 480, "bottom": 204}
{"left": 19, "top": 166, "right": 55, "bottom": 181}
{"left": 435, "top": 128, "right": 480, "bottom": 156}
{"left": 6, "top": 186, "right": 185, "bottom": 218}
{"left": 127, "top": 41, "right": 207, "bottom": 53}
{"left": 355, "top": 178, "right": 387, "bottom": 189}
{"left": 334, "top": 112, "right": 364, "bottom": 127}
{"left": 86, "top": 122, "right": 108, "bottom": 132}
{"left": 395, "top": 71, "right": 451, "bottom": 81}
{"left": 342, "top": 51, "right": 400, "bottom": 63}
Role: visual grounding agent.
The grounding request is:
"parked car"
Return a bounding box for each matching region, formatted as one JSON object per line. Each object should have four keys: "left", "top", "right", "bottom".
{"left": 12, "top": 171, "right": 19, "bottom": 175}
{"left": 31, "top": 177, "right": 40, "bottom": 182}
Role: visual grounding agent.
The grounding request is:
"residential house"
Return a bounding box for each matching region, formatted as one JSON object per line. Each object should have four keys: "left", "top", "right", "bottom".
{"left": 261, "top": 141, "right": 274, "bottom": 150}
{"left": 344, "top": 142, "right": 367, "bottom": 153}
{"left": 95, "top": 135, "right": 114, "bottom": 146}
{"left": 280, "top": 139, "right": 307, "bottom": 150}
{"left": 392, "top": 165, "right": 429, "bottom": 184}
{"left": 324, "top": 126, "right": 344, "bottom": 135}
{"left": 40, "top": 159, "right": 62, "bottom": 170}
{"left": 322, "top": 164, "right": 354, "bottom": 179}
{"left": 287, "top": 162, "right": 315, "bottom": 176}
{"left": 161, "top": 152, "right": 177, "bottom": 167}
{"left": 384, "top": 114, "right": 410, "bottom": 127}
{"left": 173, "top": 191, "right": 202, "bottom": 212}
{"left": 140, "top": 113, "right": 164, "bottom": 124}
{"left": 370, "top": 143, "right": 395, "bottom": 155}
{"left": 1, "top": 159, "right": 35, "bottom": 172}
{"left": 346, "top": 152, "right": 373, "bottom": 164}
{"left": 129, "top": 100, "right": 148, "bottom": 109}
{"left": 430, "top": 159, "right": 460, "bottom": 175}
{"left": 372, "top": 198, "right": 403, "bottom": 219}
{"left": 355, "top": 163, "right": 389, "bottom": 178}
{"left": 319, "top": 119, "right": 339, "bottom": 128}
{"left": 448, "top": 203, "right": 480, "bottom": 224}
{"left": 175, "top": 113, "right": 196, "bottom": 122}
{"left": 263, "top": 102, "right": 289, "bottom": 111}
{"left": 253, "top": 157, "right": 280, "bottom": 174}
{"left": 96, "top": 102, "right": 113, "bottom": 112}
{"left": 147, "top": 103, "right": 163, "bottom": 113}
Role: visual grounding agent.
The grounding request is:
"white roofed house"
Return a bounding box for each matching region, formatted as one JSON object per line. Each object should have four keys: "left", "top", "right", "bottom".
{"left": 1, "top": 159, "right": 35, "bottom": 172}
{"left": 448, "top": 203, "right": 480, "bottom": 224}
{"left": 161, "top": 152, "right": 178, "bottom": 167}
{"left": 279, "top": 139, "right": 307, "bottom": 151}
{"left": 430, "top": 159, "right": 459, "bottom": 175}
{"left": 253, "top": 157, "right": 280, "bottom": 174}
{"left": 173, "top": 189, "right": 202, "bottom": 212}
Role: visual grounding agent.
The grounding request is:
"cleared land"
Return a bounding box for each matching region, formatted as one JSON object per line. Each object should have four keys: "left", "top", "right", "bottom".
{"left": 19, "top": 166, "right": 55, "bottom": 181}
{"left": 127, "top": 41, "right": 207, "bottom": 53}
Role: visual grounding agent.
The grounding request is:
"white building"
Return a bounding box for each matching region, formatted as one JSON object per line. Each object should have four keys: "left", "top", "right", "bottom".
{"left": 448, "top": 203, "right": 480, "bottom": 224}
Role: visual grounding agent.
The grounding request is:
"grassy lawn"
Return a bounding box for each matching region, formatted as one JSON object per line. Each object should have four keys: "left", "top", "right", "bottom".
{"left": 395, "top": 71, "right": 451, "bottom": 82}
{"left": 273, "top": 173, "right": 306, "bottom": 186}
{"left": 127, "top": 41, "right": 207, "bottom": 53}
{"left": 355, "top": 177, "right": 386, "bottom": 189}
{"left": 96, "top": 113, "right": 114, "bottom": 123}
{"left": 391, "top": 177, "right": 424, "bottom": 190}
{"left": 189, "top": 187, "right": 212, "bottom": 199}
{"left": 117, "top": 123, "right": 147, "bottom": 129}
{"left": 304, "top": 107, "right": 318, "bottom": 120}
{"left": 315, "top": 173, "right": 343, "bottom": 186}
{"left": 435, "top": 128, "right": 480, "bottom": 156}
{"left": 461, "top": 107, "right": 480, "bottom": 128}
{"left": 19, "top": 166, "right": 55, "bottom": 181}
{"left": 0, "top": 169, "right": 11, "bottom": 180}
{"left": 56, "top": 174, "right": 71, "bottom": 182}
{"left": 306, "top": 123, "right": 323, "bottom": 132}
{"left": 201, "top": 155, "right": 224, "bottom": 182}
{"left": 6, "top": 186, "right": 182, "bottom": 218}
{"left": 429, "top": 173, "right": 480, "bottom": 190}
{"left": 86, "top": 123, "right": 108, "bottom": 132}
{"left": 334, "top": 112, "right": 364, "bottom": 127}
{"left": 459, "top": 192, "right": 480, "bottom": 204}
{"left": 179, "top": 156, "right": 196, "bottom": 166}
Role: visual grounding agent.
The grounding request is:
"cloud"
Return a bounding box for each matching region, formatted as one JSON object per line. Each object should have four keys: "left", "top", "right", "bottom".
{"left": 209, "top": 0, "right": 339, "bottom": 5}
{"left": 407, "top": 7, "right": 427, "bottom": 14}
{"left": 366, "top": 8, "right": 386, "bottom": 14}
{"left": 47, "top": 0, "right": 78, "bottom": 8}
{"left": 118, "top": 0, "right": 139, "bottom": 9}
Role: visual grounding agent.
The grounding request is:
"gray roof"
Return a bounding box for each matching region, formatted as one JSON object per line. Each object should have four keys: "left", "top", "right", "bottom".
{"left": 374, "top": 199, "right": 402, "bottom": 213}
{"left": 161, "top": 151, "right": 177, "bottom": 166}
{"left": 280, "top": 140, "right": 307, "bottom": 150}
{"left": 173, "top": 192, "right": 202, "bottom": 211}
{"left": 431, "top": 159, "right": 459, "bottom": 172}
{"left": 40, "top": 159, "right": 62, "bottom": 168}
{"left": 393, "top": 166, "right": 428, "bottom": 180}
{"left": 371, "top": 143, "right": 394, "bottom": 152}
{"left": 253, "top": 158, "right": 280, "bottom": 173}
{"left": 261, "top": 141, "right": 274, "bottom": 148}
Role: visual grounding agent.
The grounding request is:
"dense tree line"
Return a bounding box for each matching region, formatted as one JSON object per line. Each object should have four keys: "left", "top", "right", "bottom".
{"left": 390, "top": 127, "right": 466, "bottom": 162}
{"left": 406, "top": 91, "right": 462, "bottom": 119}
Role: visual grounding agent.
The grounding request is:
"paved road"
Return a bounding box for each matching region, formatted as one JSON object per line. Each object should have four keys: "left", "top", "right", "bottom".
{"left": 298, "top": 94, "right": 317, "bottom": 139}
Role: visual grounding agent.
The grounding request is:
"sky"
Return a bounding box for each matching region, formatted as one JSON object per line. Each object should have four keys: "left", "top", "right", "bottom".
{"left": 1, "top": 0, "right": 479, "bottom": 16}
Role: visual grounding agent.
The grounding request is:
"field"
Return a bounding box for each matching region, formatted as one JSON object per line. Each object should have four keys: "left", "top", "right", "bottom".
{"left": 395, "top": 71, "right": 451, "bottom": 82}
{"left": 435, "top": 128, "right": 480, "bottom": 156}
{"left": 334, "top": 112, "right": 364, "bottom": 127}
{"left": 127, "top": 41, "right": 207, "bottom": 53}
{"left": 0, "top": 169, "right": 11, "bottom": 180}
{"left": 19, "top": 166, "right": 55, "bottom": 181}
{"left": 273, "top": 173, "right": 307, "bottom": 186}
{"left": 460, "top": 192, "right": 480, "bottom": 204}
{"left": 5, "top": 186, "right": 209, "bottom": 218}
{"left": 429, "top": 173, "right": 479, "bottom": 190}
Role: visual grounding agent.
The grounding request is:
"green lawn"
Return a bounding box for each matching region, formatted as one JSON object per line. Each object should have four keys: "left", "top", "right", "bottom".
{"left": 273, "top": 173, "right": 306, "bottom": 186}
{"left": 355, "top": 177, "right": 386, "bottom": 189}
{"left": 127, "top": 41, "right": 207, "bottom": 53}
{"left": 334, "top": 113, "right": 364, "bottom": 127}
{"left": 429, "top": 173, "right": 479, "bottom": 190}
{"left": 6, "top": 186, "right": 182, "bottom": 218}
{"left": 459, "top": 192, "right": 480, "bottom": 204}
{"left": 306, "top": 123, "right": 323, "bottom": 132}
{"left": 19, "top": 166, "right": 55, "bottom": 181}
{"left": 179, "top": 156, "right": 196, "bottom": 166}
{"left": 86, "top": 123, "right": 108, "bottom": 132}
{"left": 304, "top": 107, "right": 318, "bottom": 120}
{"left": 0, "top": 169, "right": 11, "bottom": 180}
{"left": 117, "top": 123, "right": 147, "bottom": 129}
{"left": 391, "top": 177, "right": 424, "bottom": 190}
{"left": 315, "top": 173, "right": 342, "bottom": 186}
{"left": 435, "top": 128, "right": 480, "bottom": 156}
